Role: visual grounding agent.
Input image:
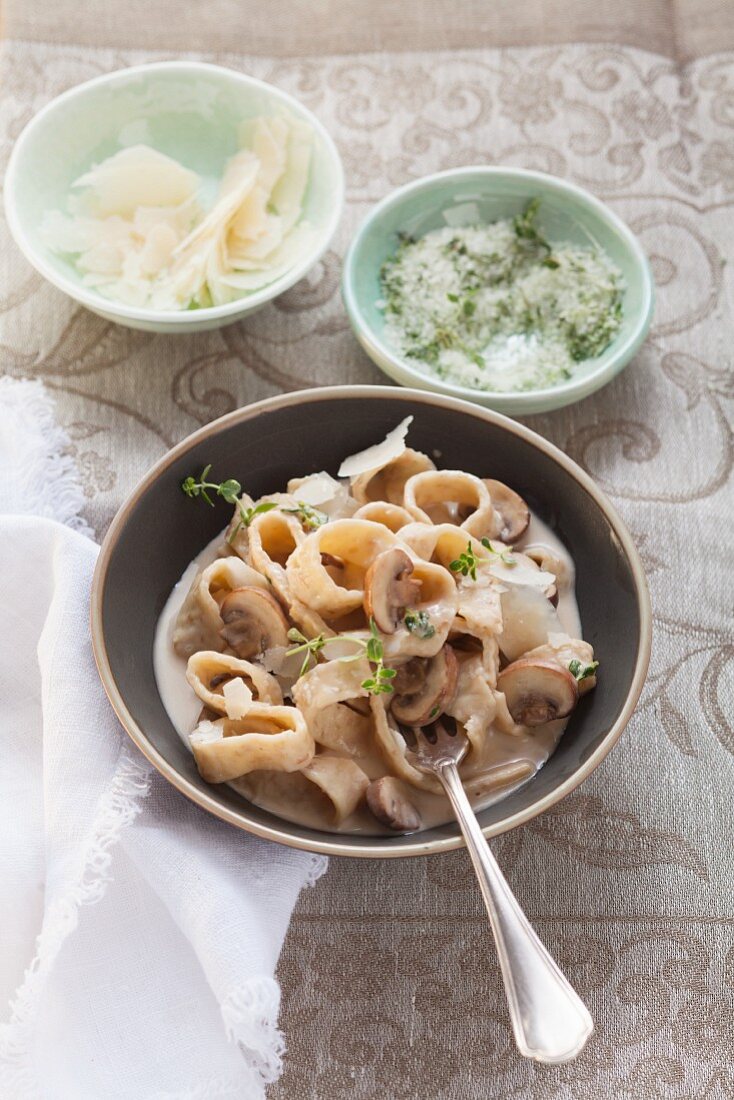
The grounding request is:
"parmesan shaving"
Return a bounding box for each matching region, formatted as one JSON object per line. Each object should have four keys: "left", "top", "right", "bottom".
{"left": 337, "top": 416, "right": 414, "bottom": 479}
{"left": 72, "top": 145, "right": 201, "bottom": 218}
{"left": 189, "top": 720, "right": 222, "bottom": 746}
{"left": 288, "top": 472, "right": 340, "bottom": 506}
{"left": 222, "top": 677, "right": 253, "bottom": 720}
{"left": 488, "top": 556, "right": 555, "bottom": 590}
{"left": 41, "top": 111, "right": 314, "bottom": 312}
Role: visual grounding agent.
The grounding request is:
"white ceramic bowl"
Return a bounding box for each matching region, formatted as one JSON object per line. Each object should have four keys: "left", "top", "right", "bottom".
{"left": 342, "top": 167, "right": 654, "bottom": 415}
{"left": 4, "top": 61, "right": 344, "bottom": 334}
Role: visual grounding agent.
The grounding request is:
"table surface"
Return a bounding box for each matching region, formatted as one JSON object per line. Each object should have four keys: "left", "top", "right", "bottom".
{"left": 2, "top": 5, "right": 733, "bottom": 1097}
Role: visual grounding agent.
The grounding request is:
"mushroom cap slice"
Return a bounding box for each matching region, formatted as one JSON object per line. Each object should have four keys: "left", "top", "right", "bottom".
{"left": 497, "top": 658, "right": 579, "bottom": 727}
{"left": 366, "top": 776, "right": 421, "bottom": 832}
{"left": 390, "top": 644, "right": 458, "bottom": 726}
{"left": 484, "top": 479, "right": 530, "bottom": 543}
{"left": 219, "top": 585, "right": 289, "bottom": 658}
{"left": 363, "top": 547, "right": 421, "bottom": 634}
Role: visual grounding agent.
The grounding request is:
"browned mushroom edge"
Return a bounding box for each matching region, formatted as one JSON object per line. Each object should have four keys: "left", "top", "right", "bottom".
{"left": 363, "top": 547, "right": 421, "bottom": 634}
{"left": 390, "top": 645, "right": 458, "bottom": 726}
{"left": 497, "top": 658, "right": 578, "bottom": 727}
{"left": 219, "top": 586, "right": 289, "bottom": 659}
{"left": 366, "top": 776, "right": 422, "bottom": 832}
{"left": 484, "top": 479, "right": 530, "bottom": 543}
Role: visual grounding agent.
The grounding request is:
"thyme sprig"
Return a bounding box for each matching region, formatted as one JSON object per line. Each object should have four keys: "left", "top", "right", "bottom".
{"left": 330, "top": 618, "right": 396, "bottom": 695}
{"left": 181, "top": 465, "right": 278, "bottom": 543}
{"left": 450, "top": 538, "right": 517, "bottom": 581}
{"left": 285, "top": 628, "right": 326, "bottom": 677}
{"left": 480, "top": 537, "right": 517, "bottom": 566}
{"left": 181, "top": 465, "right": 241, "bottom": 507}
{"left": 285, "top": 618, "right": 396, "bottom": 695}
{"left": 449, "top": 541, "right": 481, "bottom": 580}
{"left": 282, "top": 502, "right": 329, "bottom": 531}
{"left": 360, "top": 618, "right": 397, "bottom": 695}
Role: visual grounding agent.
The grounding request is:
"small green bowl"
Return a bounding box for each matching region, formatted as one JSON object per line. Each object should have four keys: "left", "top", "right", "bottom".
{"left": 4, "top": 62, "right": 344, "bottom": 334}
{"left": 342, "top": 168, "right": 654, "bottom": 415}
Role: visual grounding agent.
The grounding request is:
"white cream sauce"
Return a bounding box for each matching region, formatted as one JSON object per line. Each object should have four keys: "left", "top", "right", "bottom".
{"left": 153, "top": 514, "right": 582, "bottom": 835}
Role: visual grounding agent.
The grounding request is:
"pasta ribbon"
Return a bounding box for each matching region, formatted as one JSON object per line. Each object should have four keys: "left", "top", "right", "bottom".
{"left": 186, "top": 651, "right": 283, "bottom": 714}
{"left": 173, "top": 556, "right": 269, "bottom": 658}
{"left": 190, "top": 704, "right": 314, "bottom": 782}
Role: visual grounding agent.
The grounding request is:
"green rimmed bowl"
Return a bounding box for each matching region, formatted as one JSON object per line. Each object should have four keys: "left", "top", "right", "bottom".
{"left": 342, "top": 168, "right": 654, "bottom": 415}
{"left": 4, "top": 61, "right": 344, "bottom": 334}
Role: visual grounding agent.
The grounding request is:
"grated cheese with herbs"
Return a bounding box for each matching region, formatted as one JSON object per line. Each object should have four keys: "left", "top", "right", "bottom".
{"left": 379, "top": 200, "right": 624, "bottom": 393}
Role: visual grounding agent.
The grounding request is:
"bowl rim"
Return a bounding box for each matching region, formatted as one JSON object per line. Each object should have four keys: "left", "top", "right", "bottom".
{"left": 341, "top": 166, "right": 655, "bottom": 410}
{"left": 4, "top": 60, "right": 345, "bottom": 326}
{"left": 91, "top": 384, "right": 652, "bottom": 858}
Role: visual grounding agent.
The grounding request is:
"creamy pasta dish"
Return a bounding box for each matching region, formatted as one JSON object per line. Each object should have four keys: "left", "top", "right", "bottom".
{"left": 154, "top": 417, "right": 598, "bottom": 835}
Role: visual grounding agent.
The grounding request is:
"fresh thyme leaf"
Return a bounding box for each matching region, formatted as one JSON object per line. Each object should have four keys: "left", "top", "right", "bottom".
{"left": 218, "top": 479, "right": 242, "bottom": 503}
{"left": 568, "top": 659, "right": 599, "bottom": 682}
{"left": 462, "top": 298, "right": 476, "bottom": 318}
{"left": 282, "top": 502, "right": 329, "bottom": 531}
{"left": 404, "top": 609, "right": 436, "bottom": 639}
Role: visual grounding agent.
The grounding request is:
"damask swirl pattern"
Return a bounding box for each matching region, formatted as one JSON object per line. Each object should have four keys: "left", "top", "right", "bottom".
{"left": 0, "top": 37, "right": 732, "bottom": 1099}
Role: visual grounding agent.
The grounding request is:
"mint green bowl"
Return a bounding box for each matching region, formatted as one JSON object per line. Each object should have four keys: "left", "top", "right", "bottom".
{"left": 4, "top": 62, "right": 344, "bottom": 334}
{"left": 342, "top": 168, "right": 654, "bottom": 415}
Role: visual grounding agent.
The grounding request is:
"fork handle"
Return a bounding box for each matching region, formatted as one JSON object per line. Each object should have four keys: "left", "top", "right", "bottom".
{"left": 437, "top": 762, "right": 593, "bottom": 1063}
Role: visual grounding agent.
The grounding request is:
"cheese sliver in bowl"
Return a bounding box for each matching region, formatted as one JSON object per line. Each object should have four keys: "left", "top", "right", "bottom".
{"left": 40, "top": 111, "right": 314, "bottom": 311}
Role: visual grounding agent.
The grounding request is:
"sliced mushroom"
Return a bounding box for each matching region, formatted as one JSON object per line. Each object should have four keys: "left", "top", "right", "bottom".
{"left": 391, "top": 645, "right": 458, "bottom": 726}
{"left": 366, "top": 776, "right": 422, "bottom": 832}
{"left": 363, "top": 547, "right": 421, "bottom": 634}
{"left": 484, "top": 479, "right": 530, "bottom": 543}
{"left": 497, "top": 658, "right": 579, "bottom": 727}
{"left": 219, "top": 586, "right": 289, "bottom": 659}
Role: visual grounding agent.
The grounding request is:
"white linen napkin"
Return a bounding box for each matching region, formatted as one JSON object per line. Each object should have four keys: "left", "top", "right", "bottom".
{"left": 0, "top": 378, "right": 327, "bottom": 1100}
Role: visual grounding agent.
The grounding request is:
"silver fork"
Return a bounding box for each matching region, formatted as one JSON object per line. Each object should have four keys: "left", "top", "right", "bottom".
{"left": 406, "top": 719, "right": 593, "bottom": 1064}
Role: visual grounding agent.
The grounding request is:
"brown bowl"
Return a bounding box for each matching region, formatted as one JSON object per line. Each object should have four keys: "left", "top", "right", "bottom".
{"left": 91, "top": 386, "right": 651, "bottom": 857}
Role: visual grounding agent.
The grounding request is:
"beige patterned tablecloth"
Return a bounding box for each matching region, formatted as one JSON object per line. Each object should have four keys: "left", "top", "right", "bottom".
{"left": 2, "top": 9, "right": 734, "bottom": 1097}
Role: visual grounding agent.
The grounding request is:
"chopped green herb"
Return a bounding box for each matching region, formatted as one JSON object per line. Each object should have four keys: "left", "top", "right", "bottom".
{"left": 378, "top": 199, "right": 624, "bottom": 394}
{"left": 512, "top": 198, "right": 551, "bottom": 252}
{"left": 404, "top": 609, "right": 436, "bottom": 639}
{"left": 568, "top": 659, "right": 599, "bottom": 682}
